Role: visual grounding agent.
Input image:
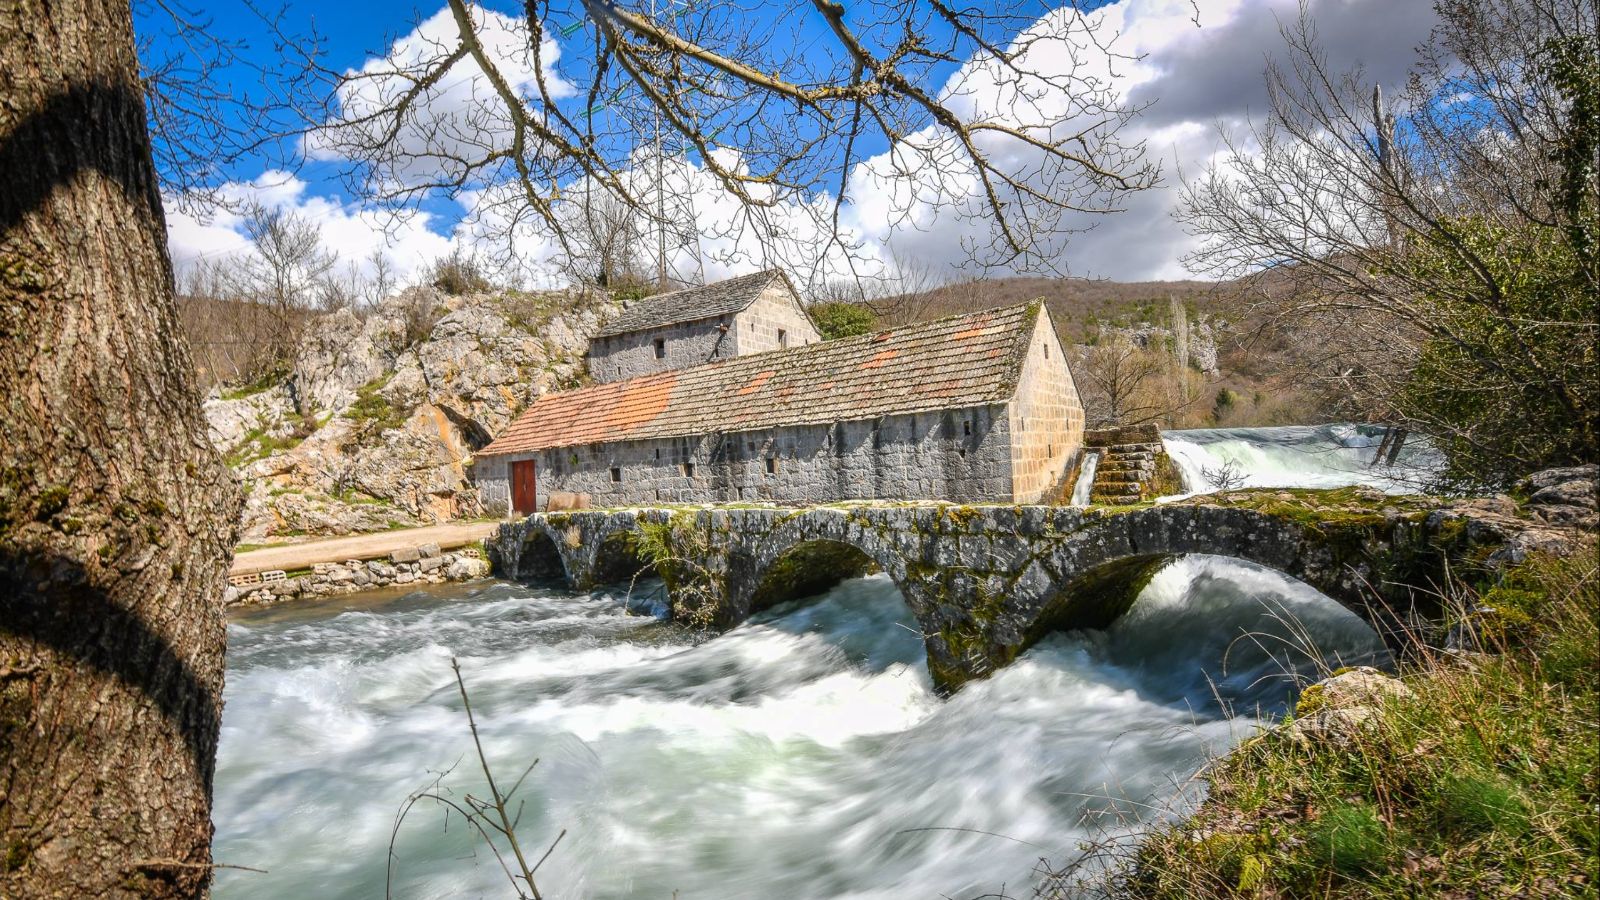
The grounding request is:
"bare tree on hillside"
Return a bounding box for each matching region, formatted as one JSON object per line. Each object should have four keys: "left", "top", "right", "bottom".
{"left": 1180, "top": 0, "right": 1599, "bottom": 485}
{"left": 366, "top": 248, "right": 397, "bottom": 310}
{"left": 235, "top": 203, "right": 338, "bottom": 368}
{"left": 865, "top": 252, "right": 945, "bottom": 326}
{"left": 1, "top": 0, "right": 241, "bottom": 894}
{"left": 1076, "top": 333, "right": 1176, "bottom": 427}
{"left": 311, "top": 0, "right": 1159, "bottom": 279}
{"left": 560, "top": 186, "right": 651, "bottom": 290}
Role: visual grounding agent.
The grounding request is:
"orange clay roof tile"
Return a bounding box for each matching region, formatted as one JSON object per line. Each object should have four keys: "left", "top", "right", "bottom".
{"left": 479, "top": 303, "right": 1043, "bottom": 455}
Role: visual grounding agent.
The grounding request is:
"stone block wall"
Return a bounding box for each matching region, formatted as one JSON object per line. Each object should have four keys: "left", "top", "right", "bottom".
{"left": 224, "top": 546, "right": 490, "bottom": 606}
{"left": 731, "top": 283, "right": 820, "bottom": 354}
{"left": 1007, "top": 313, "right": 1085, "bottom": 502}
{"left": 474, "top": 403, "right": 1016, "bottom": 511}
{"left": 587, "top": 316, "right": 736, "bottom": 383}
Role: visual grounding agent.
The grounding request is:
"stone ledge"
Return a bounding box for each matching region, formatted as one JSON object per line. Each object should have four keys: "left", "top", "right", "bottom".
{"left": 224, "top": 549, "right": 491, "bottom": 607}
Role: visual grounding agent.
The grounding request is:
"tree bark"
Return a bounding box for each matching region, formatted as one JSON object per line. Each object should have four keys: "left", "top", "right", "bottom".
{"left": 0, "top": 1, "right": 241, "bottom": 897}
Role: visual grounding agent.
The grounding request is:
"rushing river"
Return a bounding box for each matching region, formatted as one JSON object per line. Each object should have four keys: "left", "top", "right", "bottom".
{"left": 1162, "top": 424, "right": 1439, "bottom": 497}
{"left": 214, "top": 425, "right": 1414, "bottom": 898}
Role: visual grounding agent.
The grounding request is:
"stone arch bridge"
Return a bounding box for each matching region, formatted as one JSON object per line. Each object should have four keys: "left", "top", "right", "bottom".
{"left": 486, "top": 492, "right": 1525, "bottom": 692}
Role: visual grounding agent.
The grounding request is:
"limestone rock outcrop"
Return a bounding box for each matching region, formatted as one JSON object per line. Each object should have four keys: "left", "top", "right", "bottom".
{"left": 1286, "top": 666, "right": 1415, "bottom": 749}
{"left": 203, "top": 287, "right": 615, "bottom": 540}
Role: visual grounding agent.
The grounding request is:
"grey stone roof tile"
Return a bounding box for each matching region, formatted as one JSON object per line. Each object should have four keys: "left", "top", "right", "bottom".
{"left": 595, "top": 270, "right": 784, "bottom": 337}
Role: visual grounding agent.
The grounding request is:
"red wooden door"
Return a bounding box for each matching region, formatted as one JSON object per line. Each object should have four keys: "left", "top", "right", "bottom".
{"left": 511, "top": 460, "right": 538, "bottom": 514}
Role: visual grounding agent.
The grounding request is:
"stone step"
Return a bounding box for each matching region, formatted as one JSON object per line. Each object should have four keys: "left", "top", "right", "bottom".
{"left": 1100, "top": 461, "right": 1152, "bottom": 477}
{"left": 1092, "top": 492, "right": 1143, "bottom": 505}
{"left": 1095, "top": 473, "right": 1147, "bottom": 487}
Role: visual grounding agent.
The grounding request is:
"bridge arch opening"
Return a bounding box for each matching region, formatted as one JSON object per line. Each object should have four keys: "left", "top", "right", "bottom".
{"left": 748, "top": 539, "right": 881, "bottom": 615}
{"left": 1018, "top": 553, "right": 1391, "bottom": 706}
{"left": 589, "top": 530, "right": 658, "bottom": 587}
{"left": 515, "top": 529, "right": 567, "bottom": 585}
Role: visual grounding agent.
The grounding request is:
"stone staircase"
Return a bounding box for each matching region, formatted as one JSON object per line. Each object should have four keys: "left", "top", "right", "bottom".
{"left": 1086, "top": 424, "right": 1167, "bottom": 505}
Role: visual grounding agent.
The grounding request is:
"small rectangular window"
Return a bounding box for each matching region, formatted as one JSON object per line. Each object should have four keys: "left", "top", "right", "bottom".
{"left": 962, "top": 420, "right": 972, "bottom": 436}
{"left": 765, "top": 457, "right": 778, "bottom": 475}
{"left": 610, "top": 467, "right": 622, "bottom": 483}
{"left": 653, "top": 337, "right": 666, "bottom": 359}
{"left": 682, "top": 462, "right": 695, "bottom": 478}
{"left": 1044, "top": 343, "right": 1049, "bottom": 359}
{"left": 654, "top": 447, "right": 661, "bottom": 460}
{"left": 777, "top": 328, "right": 787, "bottom": 348}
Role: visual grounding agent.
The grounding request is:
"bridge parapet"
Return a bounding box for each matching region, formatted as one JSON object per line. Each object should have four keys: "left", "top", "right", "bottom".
{"left": 487, "top": 488, "right": 1566, "bottom": 692}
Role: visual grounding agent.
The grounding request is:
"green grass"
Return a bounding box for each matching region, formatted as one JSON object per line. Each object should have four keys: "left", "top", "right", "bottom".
{"left": 219, "top": 368, "right": 286, "bottom": 401}
{"left": 234, "top": 539, "right": 299, "bottom": 554}
{"left": 346, "top": 374, "right": 407, "bottom": 432}
{"left": 1113, "top": 549, "right": 1599, "bottom": 898}
{"left": 223, "top": 427, "right": 306, "bottom": 467}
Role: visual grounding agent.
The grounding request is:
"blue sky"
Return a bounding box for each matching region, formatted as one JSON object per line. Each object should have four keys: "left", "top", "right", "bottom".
{"left": 144, "top": 0, "right": 1441, "bottom": 288}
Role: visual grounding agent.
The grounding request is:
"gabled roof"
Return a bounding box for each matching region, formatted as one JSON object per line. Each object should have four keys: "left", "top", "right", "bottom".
{"left": 595, "top": 269, "right": 790, "bottom": 338}
{"left": 481, "top": 303, "right": 1048, "bottom": 455}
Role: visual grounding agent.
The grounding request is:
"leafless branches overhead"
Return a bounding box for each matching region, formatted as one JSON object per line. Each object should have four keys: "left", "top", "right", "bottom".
{"left": 309, "top": 0, "right": 1160, "bottom": 283}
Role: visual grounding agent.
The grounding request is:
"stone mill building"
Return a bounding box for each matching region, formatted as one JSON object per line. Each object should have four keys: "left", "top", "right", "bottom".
{"left": 586, "top": 269, "right": 820, "bottom": 382}
{"left": 474, "top": 274, "right": 1086, "bottom": 512}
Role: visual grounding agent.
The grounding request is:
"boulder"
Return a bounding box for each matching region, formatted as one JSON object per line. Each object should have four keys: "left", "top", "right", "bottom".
{"left": 391, "top": 547, "right": 421, "bottom": 564}
{"left": 447, "top": 556, "right": 490, "bottom": 580}
{"left": 207, "top": 288, "right": 618, "bottom": 540}
{"left": 1519, "top": 464, "right": 1599, "bottom": 494}
{"left": 1303, "top": 666, "right": 1415, "bottom": 710}
{"left": 1285, "top": 667, "right": 1414, "bottom": 749}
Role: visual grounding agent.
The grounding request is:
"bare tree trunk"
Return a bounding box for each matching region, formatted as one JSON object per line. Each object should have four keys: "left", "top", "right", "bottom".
{"left": 0, "top": 1, "right": 241, "bottom": 896}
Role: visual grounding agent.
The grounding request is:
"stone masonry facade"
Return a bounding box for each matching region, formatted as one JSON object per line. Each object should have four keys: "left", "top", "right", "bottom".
{"left": 476, "top": 303, "right": 1082, "bottom": 511}
{"left": 587, "top": 276, "right": 820, "bottom": 383}
{"left": 1007, "top": 310, "right": 1085, "bottom": 502}
{"left": 475, "top": 403, "right": 1015, "bottom": 510}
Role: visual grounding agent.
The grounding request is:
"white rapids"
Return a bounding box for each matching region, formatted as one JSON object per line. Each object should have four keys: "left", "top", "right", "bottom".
{"left": 1161, "top": 424, "right": 1441, "bottom": 498}
{"left": 213, "top": 425, "right": 1409, "bottom": 899}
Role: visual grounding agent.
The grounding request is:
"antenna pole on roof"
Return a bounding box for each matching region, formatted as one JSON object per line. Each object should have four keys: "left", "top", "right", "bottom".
{"left": 652, "top": 0, "right": 668, "bottom": 290}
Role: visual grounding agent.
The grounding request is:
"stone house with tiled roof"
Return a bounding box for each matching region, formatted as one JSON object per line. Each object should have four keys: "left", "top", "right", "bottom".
{"left": 475, "top": 301, "right": 1085, "bottom": 511}
{"left": 587, "top": 269, "right": 820, "bottom": 383}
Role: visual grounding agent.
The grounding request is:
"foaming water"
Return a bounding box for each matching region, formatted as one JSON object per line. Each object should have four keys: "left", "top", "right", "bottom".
{"left": 214, "top": 558, "right": 1387, "bottom": 898}
{"left": 1162, "top": 424, "right": 1441, "bottom": 498}
{"left": 1070, "top": 450, "right": 1100, "bottom": 507}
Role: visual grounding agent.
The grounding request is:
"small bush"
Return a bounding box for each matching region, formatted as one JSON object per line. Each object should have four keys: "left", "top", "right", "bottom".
{"left": 425, "top": 249, "right": 494, "bottom": 295}
{"left": 809, "top": 301, "right": 877, "bottom": 340}
{"left": 1306, "top": 802, "right": 1392, "bottom": 877}
{"left": 1435, "top": 774, "right": 1529, "bottom": 837}
{"left": 346, "top": 376, "right": 407, "bottom": 433}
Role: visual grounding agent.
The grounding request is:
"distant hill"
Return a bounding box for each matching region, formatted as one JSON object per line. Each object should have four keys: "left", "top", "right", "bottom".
{"left": 856, "top": 274, "right": 1327, "bottom": 429}
{"left": 872, "top": 276, "right": 1236, "bottom": 342}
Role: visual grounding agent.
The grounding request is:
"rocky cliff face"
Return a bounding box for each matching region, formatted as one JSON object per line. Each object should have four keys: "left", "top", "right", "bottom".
{"left": 203, "top": 287, "right": 614, "bottom": 541}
